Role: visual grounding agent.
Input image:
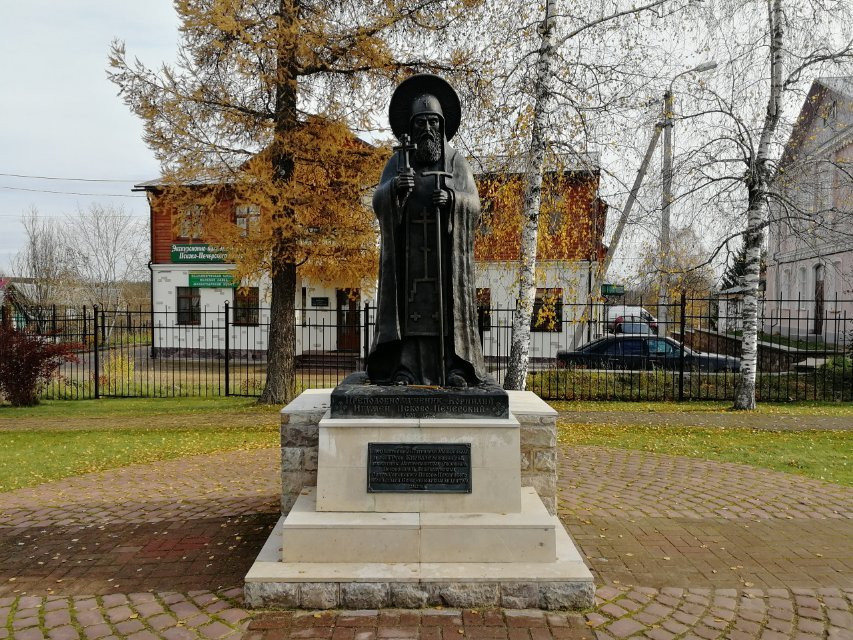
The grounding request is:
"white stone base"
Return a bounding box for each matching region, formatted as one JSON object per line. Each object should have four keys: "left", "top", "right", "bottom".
{"left": 283, "top": 487, "right": 556, "bottom": 563}
{"left": 245, "top": 495, "right": 594, "bottom": 610}
{"left": 317, "top": 414, "right": 521, "bottom": 513}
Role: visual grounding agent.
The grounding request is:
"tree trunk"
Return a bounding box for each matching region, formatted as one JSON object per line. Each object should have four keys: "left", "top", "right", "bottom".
{"left": 259, "top": 0, "right": 299, "bottom": 405}
{"left": 260, "top": 259, "right": 297, "bottom": 403}
{"left": 733, "top": 196, "right": 764, "bottom": 410}
{"left": 733, "top": 0, "right": 783, "bottom": 410}
{"left": 503, "top": 0, "right": 556, "bottom": 391}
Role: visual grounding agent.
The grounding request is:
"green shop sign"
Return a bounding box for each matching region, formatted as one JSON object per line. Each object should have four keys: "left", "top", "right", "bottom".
{"left": 171, "top": 243, "right": 228, "bottom": 263}
{"left": 601, "top": 283, "right": 625, "bottom": 296}
{"left": 188, "top": 272, "right": 237, "bottom": 288}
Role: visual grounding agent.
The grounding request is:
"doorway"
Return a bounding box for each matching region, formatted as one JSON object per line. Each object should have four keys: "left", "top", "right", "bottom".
{"left": 813, "top": 264, "right": 824, "bottom": 335}
{"left": 336, "top": 289, "right": 360, "bottom": 351}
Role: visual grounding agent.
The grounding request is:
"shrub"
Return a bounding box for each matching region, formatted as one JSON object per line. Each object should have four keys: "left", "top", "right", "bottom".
{"left": 818, "top": 356, "right": 853, "bottom": 401}
{"left": 0, "top": 325, "right": 81, "bottom": 406}
{"left": 100, "top": 351, "right": 136, "bottom": 394}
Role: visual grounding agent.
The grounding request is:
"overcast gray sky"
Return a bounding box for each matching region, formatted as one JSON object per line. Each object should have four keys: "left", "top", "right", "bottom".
{"left": 0, "top": 1, "right": 180, "bottom": 273}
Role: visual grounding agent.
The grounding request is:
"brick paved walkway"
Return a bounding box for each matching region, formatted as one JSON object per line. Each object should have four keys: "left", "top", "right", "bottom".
{"left": 0, "top": 444, "right": 850, "bottom": 640}
{"left": 558, "top": 447, "right": 853, "bottom": 589}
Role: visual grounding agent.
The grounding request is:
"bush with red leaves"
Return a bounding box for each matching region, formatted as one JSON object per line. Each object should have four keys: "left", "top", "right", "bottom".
{"left": 0, "top": 324, "right": 81, "bottom": 406}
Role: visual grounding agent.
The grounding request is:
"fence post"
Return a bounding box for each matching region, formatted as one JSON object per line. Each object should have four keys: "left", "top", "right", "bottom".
{"left": 678, "top": 292, "right": 686, "bottom": 402}
{"left": 362, "top": 303, "right": 370, "bottom": 368}
{"left": 93, "top": 305, "right": 100, "bottom": 400}
{"left": 224, "top": 301, "right": 230, "bottom": 396}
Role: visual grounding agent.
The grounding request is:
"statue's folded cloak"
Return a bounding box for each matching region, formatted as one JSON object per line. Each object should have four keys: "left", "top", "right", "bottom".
{"left": 367, "top": 141, "right": 487, "bottom": 384}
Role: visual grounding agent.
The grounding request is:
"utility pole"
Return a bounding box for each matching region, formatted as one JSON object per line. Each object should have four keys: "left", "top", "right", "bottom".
{"left": 658, "top": 90, "right": 673, "bottom": 333}
{"left": 657, "top": 62, "right": 717, "bottom": 336}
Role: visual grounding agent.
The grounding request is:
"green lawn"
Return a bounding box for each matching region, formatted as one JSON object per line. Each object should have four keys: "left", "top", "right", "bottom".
{"left": 558, "top": 420, "right": 852, "bottom": 485}
{"left": 0, "top": 426, "right": 278, "bottom": 492}
{"left": 0, "top": 397, "right": 280, "bottom": 492}
{"left": 0, "top": 396, "right": 272, "bottom": 420}
{"left": 551, "top": 399, "right": 853, "bottom": 416}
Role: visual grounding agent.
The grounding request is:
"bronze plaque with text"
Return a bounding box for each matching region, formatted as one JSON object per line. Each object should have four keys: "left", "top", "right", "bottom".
{"left": 367, "top": 443, "right": 471, "bottom": 493}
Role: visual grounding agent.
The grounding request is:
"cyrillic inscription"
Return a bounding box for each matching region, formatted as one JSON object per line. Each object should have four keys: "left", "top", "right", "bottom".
{"left": 367, "top": 443, "right": 471, "bottom": 493}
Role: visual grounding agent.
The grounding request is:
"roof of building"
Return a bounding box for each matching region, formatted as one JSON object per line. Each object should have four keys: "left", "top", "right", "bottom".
{"left": 777, "top": 75, "right": 853, "bottom": 171}
{"left": 815, "top": 76, "right": 853, "bottom": 98}
{"left": 470, "top": 152, "right": 601, "bottom": 176}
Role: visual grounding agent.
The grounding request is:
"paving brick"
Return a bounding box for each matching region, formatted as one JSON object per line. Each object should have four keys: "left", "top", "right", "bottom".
{"left": 149, "top": 612, "right": 178, "bottom": 630}
{"left": 13, "top": 616, "right": 40, "bottom": 629}
{"left": 606, "top": 619, "right": 646, "bottom": 638}
{"left": 464, "top": 627, "right": 509, "bottom": 639}
{"left": 114, "top": 619, "right": 145, "bottom": 635}
{"left": 199, "top": 620, "right": 234, "bottom": 639}
{"left": 47, "top": 627, "right": 80, "bottom": 640}
{"left": 80, "top": 623, "right": 111, "bottom": 639}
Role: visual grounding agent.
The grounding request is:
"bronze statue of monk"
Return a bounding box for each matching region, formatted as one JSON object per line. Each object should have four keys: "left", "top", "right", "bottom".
{"left": 367, "top": 74, "right": 487, "bottom": 388}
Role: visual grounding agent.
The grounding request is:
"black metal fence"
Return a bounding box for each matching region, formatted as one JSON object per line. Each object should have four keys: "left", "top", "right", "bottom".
{"left": 8, "top": 295, "right": 852, "bottom": 402}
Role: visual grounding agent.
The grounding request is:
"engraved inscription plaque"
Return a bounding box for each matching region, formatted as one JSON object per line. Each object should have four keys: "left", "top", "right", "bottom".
{"left": 367, "top": 443, "right": 472, "bottom": 493}
{"left": 331, "top": 372, "right": 509, "bottom": 419}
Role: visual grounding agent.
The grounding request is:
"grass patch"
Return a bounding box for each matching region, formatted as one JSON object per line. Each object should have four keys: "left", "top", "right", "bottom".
{"left": 0, "top": 396, "right": 273, "bottom": 420}
{"left": 558, "top": 421, "right": 852, "bottom": 485}
{"left": 0, "top": 397, "right": 282, "bottom": 491}
{"left": 549, "top": 399, "right": 853, "bottom": 416}
{"left": 0, "top": 425, "right": 278, "bottom": 492}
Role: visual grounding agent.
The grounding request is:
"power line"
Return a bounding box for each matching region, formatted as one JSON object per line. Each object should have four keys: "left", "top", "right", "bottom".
{"left": 0, "top": 172, "right": 142, "bottom": 183}
{"left": 0, "top": 186, "right": 144, "bottom": 198}
{"left": 0, "top": 212, "right": 146, "bottom": 218}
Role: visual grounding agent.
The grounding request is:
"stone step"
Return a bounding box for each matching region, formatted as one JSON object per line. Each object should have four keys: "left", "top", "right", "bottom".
{"left": 245, "top": 504, "right": 595, "bottom": 610}
{"left": 282, "top": 487, "right": 556, "bottom": 563}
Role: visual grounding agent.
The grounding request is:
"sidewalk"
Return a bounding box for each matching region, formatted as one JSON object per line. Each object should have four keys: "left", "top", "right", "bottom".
{"left": 0, "top": 439, "right": 850, "bottom": 640}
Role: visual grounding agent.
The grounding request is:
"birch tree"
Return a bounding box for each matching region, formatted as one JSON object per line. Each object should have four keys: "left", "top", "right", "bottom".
{"left": 659, "top": 0, "right": 853, "bottom": 409}
{"left": 483, "top": 0, "right": 691, "bottom": 390}
{"left": 500, "top": 0, "right": 558, "bottom": 391}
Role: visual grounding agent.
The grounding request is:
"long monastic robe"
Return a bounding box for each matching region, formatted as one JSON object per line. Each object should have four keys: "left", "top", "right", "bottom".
{"left": 367, "top": 141, "right": 487, "bottom": 385}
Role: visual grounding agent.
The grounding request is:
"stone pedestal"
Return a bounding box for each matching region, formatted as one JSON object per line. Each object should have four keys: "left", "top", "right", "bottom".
{"left": 245, "top": 388, "right": 593, "bottom": 610}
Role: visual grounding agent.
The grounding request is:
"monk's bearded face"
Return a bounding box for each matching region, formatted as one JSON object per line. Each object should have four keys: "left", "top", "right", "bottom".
{"left": 412, "top": 114, "right": 442, "bottom": 164}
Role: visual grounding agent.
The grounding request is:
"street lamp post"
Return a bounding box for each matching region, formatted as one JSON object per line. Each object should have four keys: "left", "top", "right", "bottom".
{"left": 658, "top": 61, "right": 717, "bottom": 335}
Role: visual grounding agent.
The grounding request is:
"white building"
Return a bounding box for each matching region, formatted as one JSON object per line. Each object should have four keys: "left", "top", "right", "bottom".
{"left": 765, "top": 77, "right": 853, "bottom": 342}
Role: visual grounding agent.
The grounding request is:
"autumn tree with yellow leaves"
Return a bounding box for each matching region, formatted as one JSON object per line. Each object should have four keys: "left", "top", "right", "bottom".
{"left": 109, "top": 0, "right": 485, "bottom": 403}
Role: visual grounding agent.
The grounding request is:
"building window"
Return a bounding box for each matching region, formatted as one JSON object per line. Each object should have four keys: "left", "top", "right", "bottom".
{"left": 177, "top": 287, "right": 201, "bottom": 325}
{"left": 479, "top": 198, "right": 494, "bottom": 236}
{"left": 235, "top": 204, "right": 260, "bottom": 236}
{"left": 476, "top": 288, "right": 491, "bottom": 332}
{"left": 233, "top": 287, "right": 259, "bottom": 326}
{"left": 531, "top": 288, "right": 563, "bottom": 332}
{"left": 178, "top": 204, "right": 204, "bottom": 240}
{"left": 822, "top": 100, "right": 837, "bottom": 126}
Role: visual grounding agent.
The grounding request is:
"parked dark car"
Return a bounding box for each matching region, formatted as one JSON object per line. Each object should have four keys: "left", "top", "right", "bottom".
{"left": 614, "top": 322, "right": 655, "bottom": 335}
{"left": 556, "top": 336, "right": 740, "bottom": 372}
